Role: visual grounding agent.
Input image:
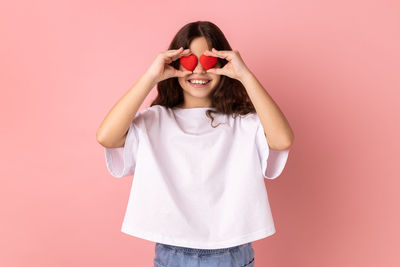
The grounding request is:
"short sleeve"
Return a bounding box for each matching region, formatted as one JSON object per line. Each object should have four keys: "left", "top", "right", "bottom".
{"left": 255, "top": 116, "right": 290, "bottom": 180}
{"left": 104, "top": 115, "right": 140, "bottom": 178}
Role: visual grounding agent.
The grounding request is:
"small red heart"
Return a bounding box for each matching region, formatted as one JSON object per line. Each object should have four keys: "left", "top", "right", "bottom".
{"left": 200, "top": 55, "right": 217, "bottom": 70}
{"left": 180, "top": 54, "right": 198, "bottom": 71}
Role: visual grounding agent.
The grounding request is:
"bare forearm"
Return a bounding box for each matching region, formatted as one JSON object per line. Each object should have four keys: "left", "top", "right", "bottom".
{"left": 239, "top": 72, "right": 294, "bottom": 150}
{"left": 96, "top": 72, "right": 156, "bottom": 148}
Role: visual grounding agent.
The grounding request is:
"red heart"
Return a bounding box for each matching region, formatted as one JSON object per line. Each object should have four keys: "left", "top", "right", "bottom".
{"left": 180, "top": 54, "right": 198, "bottom": 71}
{"left": 200, "top": 55, "right": 217, "bottom": 70}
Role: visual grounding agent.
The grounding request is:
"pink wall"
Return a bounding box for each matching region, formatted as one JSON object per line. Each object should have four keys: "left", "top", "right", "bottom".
{"left": 1, "top": 0, "right": 399, "bottom": 266}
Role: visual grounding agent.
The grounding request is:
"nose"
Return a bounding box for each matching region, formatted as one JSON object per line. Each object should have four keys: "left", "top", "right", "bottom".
{"left": 192, "top": 59, "right": 206, "bottom": 74}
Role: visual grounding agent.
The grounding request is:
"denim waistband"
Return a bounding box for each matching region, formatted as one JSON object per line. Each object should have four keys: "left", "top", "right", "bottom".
{"left": 156, "top": 242, "right": 251, "bottom": 255}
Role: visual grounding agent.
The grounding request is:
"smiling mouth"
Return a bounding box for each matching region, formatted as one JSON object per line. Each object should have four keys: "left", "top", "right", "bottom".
{"left": 186, "top": 79, "right": 211, "bottom": 88}
{"left": 187, "top": 77, "right": 212, "bottom": 82}
{"left": 188, "top": 80, "right": 211, "bottom": 84}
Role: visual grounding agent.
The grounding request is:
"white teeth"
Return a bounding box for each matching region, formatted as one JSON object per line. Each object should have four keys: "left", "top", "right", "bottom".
{"left": 189, "top": 80, "right": 209, "bottom": 84}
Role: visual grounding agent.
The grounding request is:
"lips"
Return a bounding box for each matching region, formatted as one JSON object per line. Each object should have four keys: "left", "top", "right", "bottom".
{"left": 187, "top": 79, "right": 211, "bottom": 88}
{"left": 188, "top": 79, "right": 211, "bottom": 84}
{"left": 188, "top": 78, "right": 211, "bottom": 82}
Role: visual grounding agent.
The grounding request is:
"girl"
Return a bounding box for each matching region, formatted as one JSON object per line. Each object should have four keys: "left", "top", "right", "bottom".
{"left": 97, "top": 21, "right": 294, "bottom": 267}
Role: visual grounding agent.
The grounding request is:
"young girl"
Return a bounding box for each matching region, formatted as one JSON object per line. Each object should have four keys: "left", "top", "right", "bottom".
{"left": 97, "top": 21, "right": 294, "bottom": 267}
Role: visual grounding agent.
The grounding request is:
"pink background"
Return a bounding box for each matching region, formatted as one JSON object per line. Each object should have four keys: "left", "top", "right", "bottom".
{"left": 1, "top": 0, "right": 399, "bottom": 266}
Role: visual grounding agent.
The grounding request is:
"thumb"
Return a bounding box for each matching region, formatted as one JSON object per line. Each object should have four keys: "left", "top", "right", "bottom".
{"left": 176, "top": 70, "right": 192, "bottom": 77}
{"left": 206, "top": 68, "right": 218, "bottom": 74}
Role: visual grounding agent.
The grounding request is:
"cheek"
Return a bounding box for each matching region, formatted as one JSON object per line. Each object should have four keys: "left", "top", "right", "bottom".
{"left": 212, "top": 72, "right": 221, "bottom": 81}
{"left": 178, "top": 77, "right": 186, "bottom": 86}
{"left": 211, "top": 76, "right": 220, "bottom": 87}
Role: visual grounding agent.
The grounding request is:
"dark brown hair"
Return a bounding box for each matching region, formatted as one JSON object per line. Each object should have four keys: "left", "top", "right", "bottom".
{"left": 150, "top": 21, "right": 256, "bottom": 127}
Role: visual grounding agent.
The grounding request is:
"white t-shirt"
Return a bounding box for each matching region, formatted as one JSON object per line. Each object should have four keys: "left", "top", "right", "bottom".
{"left": 104, "top": 104, "right": 290, "bottom": 249}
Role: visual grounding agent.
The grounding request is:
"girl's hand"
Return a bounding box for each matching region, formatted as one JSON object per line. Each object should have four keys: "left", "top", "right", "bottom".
{"left": 145, "top": 47, "right": 193, "bottom": 84}
{"left": 204, "top": 48, "right": 252, "bottom": 81}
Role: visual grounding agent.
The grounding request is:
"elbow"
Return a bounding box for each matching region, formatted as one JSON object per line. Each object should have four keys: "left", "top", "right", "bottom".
{"left": 269, "top": 142, "right": 292, "bottom": 151}
{"left": 267, "top": 132, "right": 294, "bottom": 150}
{"left": 96, "top": 129, "right": 127, "bottom": 148}
{"left": 282, "top": 132, "right": 295, "bottom": 149}
{"left": 284, "top": 135, "right": 294, "bottom": 150}
{"left": 96, "top": 131, "right": 106, "bottom": 147}
{"left": 96, "top": 129, "right": 110, "bottom": 147}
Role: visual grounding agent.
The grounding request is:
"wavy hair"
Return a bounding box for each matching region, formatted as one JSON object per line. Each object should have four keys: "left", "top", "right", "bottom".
{"left": 150, "top": 21, "right": 256, "bottom": 127}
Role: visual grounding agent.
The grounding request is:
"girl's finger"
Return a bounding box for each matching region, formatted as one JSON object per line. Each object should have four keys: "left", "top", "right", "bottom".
{"left": 165, "top": 47, "right": 183, "bottom": 57}
{"left": 178, "top": 49, "right": 191, "bottom": 56}
{"left": 206, "top": 68, "right": 224, "bottom": 75}
{"left": 204, "top": 50, "right": 219, "bottom": 57}
{"left": 176, "top": 70, "right": 192, "bottom": 77}
{"left": 211, "top": 48, "right": 232, "bottom": 61}
{"left": 169, "top": 49, "right": 191, "bottom": 62}
{"left": 212, "top": 48, "right": 227, "bottom": 54}
{"left": 204, "top": 49, "right": 230, "bottom": 61}
{"left": 167, "top": 47, "right": 183, "bottom": 54}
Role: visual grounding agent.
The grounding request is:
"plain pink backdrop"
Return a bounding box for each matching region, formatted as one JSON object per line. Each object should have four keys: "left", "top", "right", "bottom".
{"left": 1, "top": 0, "right": 399, "bottom": 266}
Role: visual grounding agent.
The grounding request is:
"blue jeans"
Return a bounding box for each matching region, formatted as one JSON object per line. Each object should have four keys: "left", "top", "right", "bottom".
{"left": 153, "top": 242, "right": 255, "bottom": 267}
